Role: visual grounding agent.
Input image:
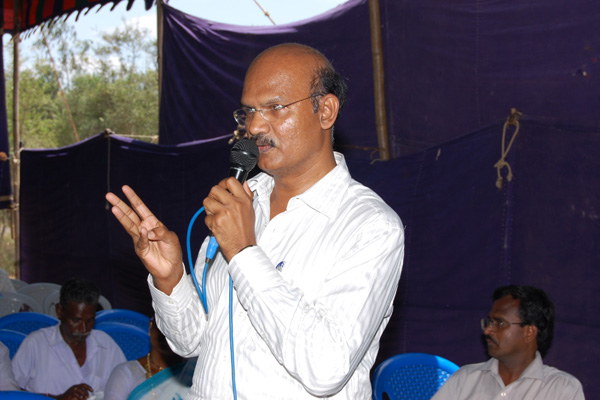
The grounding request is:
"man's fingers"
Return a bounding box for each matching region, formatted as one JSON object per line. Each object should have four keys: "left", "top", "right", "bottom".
{"left": 107, "top": 201, "right": 141, "bottom": 240}
{"left": 224, "top": 177, "right": 247, "bottom": 197}
{"left": 122, "top": 185, "right": 157, "bottom": 221}
{"left": 135, "top": 227, "right": 150, "bottom": 256}
{"left": 106, "top": 191, "right": 141, "bottom": 227}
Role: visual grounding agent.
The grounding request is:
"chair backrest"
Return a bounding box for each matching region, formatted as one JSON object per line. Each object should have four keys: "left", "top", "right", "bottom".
{"left": 0, "top": 311, "right": 59, "bottom": 334}
{"left": 95, "top": 309, "right": 150, "bottom": 330}
{"left": 98, "top": 295, "right": 112, "bottom": 312}
{"left": 94, "top": 321, "right": 150, "bottom": 361}
{"left": 0, "top": 328, "right": 27, "bottom": 359}
{"left": 9, "top": 278, "right": 28, "bottom": 290}
{"left": 43, "top": 290, "right": 113, "bottom": 317}
{"left": 0, "top": 292, "right": 43, "bottom": 317}
{"left": 17, "top": 282, "right": 62, "bottom": 310}
{"left": 43, "top": 289, "right": 61, "bottom": 317}
{"left": 372, "top": 352, "right": 460, "bottom": 400}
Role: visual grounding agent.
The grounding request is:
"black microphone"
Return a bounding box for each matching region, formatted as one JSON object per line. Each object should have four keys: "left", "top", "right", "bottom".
{"left": 205, "top": 139, "right": 259, "bottom": 261}
{"left": 228, "top": 138, "right": 259, "bottom": 183}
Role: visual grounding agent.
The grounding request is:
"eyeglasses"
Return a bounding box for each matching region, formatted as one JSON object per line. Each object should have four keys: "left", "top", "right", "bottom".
{"left": 233, "top": 93, "right": 324, "bottom": 128}
{"left": 480, "top": 318, "right": 527, "bottom": 331}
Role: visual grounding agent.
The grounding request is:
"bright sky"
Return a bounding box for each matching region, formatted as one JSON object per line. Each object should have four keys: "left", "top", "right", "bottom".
{"left": 54, "top": 0, "right": 349, "bottom": 42}
{"left": 7, "top": 0, "right": 349, "bottom": 69}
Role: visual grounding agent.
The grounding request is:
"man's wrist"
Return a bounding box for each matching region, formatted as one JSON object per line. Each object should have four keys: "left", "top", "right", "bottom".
{"left": 238, "top": 244, "right": 256, "bottom": 255}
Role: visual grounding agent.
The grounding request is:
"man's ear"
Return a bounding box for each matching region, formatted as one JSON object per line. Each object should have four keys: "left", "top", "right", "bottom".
{"left": 524, "top": 325, "right": 538, "bottom": 345}
{"left": 319, "top": 94, "right": 340, "bottom": 130}
{"left": 55, "top": 303, "right": 62, "bottom": 319}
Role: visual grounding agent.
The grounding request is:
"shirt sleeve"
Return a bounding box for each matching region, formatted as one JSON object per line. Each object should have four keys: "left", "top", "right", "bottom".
{"left": 0, "top": 343, "right": 19, "bottom": 391}
{"left": 229, "top": 211, "right": 404, "bottom": 396}
{"left": 104, "top": 361, "right": 144, "bottom": 400}
{"left": 11, "top": 334, "right": 36, "bottom": 390}
{"left": 148, "top": 258, "right": 209, "bottom": 358}
{"left": 430, "top": 370, "right": 461, "bottom": 400}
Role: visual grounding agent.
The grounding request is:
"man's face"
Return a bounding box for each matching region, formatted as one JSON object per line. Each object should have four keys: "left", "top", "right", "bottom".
{"left": 483, "top": 295, "right": 528, "bottom": 361}
{"left": 56, "top": 301, "right": 96, "bottom": 345}
{"left": 240, "top": 49, "right": 331, "bottom": 178}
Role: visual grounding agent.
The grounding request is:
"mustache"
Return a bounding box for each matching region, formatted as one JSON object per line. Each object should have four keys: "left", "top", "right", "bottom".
{"left": 485, "top": 335, "right": 498, "bottom": 346}
{"left": 251, "top": 134, "right": 276, "bottom": 148}
{"left": 72, "top": 332, "right": 91, "bottom": 339}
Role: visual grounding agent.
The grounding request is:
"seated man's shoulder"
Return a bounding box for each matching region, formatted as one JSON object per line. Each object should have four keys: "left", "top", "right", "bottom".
{"left": 452, "top": 360, "right": 490, "bottom": 378}
{"left": 90, "top": 328, "right": 118, "bottom": 345}
{"left": 23, "top": 325, "right": 54, "bottom": 342}
{"left": 542, "top": 364, "right": 584, "bottom": 392}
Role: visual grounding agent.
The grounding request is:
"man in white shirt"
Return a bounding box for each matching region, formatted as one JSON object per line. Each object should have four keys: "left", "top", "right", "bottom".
{"left": 106, "top": 43, "right": 404, "bottom": 399}
{"left": 432, "top": 285, "right": 584, "bottom": 400}
{"left": 12, "top": 278, "right": 126, "bottom": 399}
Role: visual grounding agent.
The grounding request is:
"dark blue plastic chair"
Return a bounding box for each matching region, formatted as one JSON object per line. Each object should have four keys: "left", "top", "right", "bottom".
{"left": 0, "top": 312, "right": 58, "bottom": 335}
{"left": 372, "top": 352, "right": 459, "bottom": 400}
{"left": 94, "top": 321, "right": 150, "bottom": 361}
{"left": 0, "top": 328, "right": 27, "bottom": 359}
{"left": 95, "top": 309, "right": 150, "bottom": 331}
{"left": 0, "top": 392, "right": 51, "bottom": 399}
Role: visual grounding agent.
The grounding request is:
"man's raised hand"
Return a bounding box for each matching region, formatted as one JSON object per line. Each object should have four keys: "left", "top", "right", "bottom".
{"left": 105, "top": 185, "right": 183, "bottom": 294}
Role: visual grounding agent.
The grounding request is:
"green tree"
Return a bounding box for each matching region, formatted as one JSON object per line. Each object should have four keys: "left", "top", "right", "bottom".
{"left": 4, "top": 19, "right": 159, "bottom": 148}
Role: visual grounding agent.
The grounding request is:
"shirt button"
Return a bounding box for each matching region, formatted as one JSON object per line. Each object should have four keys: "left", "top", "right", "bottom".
{"left": 501, "top": 392, "right": 506, "bottom": 397}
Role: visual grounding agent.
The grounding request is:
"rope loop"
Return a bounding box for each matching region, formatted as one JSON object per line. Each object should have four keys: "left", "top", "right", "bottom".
{"left": 494, "top": 108, "right": 522, "bottom": 189}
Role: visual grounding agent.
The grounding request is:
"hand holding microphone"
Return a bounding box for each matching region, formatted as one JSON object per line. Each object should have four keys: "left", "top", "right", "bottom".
{"left": 203, "top": 139, "right": 259, "bottom": 262}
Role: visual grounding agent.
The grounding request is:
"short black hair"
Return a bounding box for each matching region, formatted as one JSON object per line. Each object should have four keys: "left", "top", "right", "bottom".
{"left": 60, "top": 278, "right": 100, "bottom": 307}
{"left": 309, "top": 64, "right": 348, "bottom": 117}
{"left": 493, "top": 285, "right": 555, "bottom": 356}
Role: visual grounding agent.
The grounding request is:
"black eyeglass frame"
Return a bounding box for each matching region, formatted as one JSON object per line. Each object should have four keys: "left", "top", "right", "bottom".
{"left": 480, "top": 317, "right": 527, "bottom": 331}
{"left": 233, "top": 93, "right": 325, "bottom": 127}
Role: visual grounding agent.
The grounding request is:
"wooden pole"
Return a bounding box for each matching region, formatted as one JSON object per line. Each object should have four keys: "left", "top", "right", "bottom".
{"left": 12, "top": 0, "right": 21, "bottom": 278}
{"left": 157, "top": 0, "right": 164, "bottom": 129}
{"left": 368, "top": 0, "right": 390, "bottom": 160}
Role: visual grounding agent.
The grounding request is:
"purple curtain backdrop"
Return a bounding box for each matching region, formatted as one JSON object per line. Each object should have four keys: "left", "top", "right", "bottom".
{"left": 159, "top": 0, "right": 379, "bottom": 160}
{"left": 19, "top": 118, "right": 600, "bottom": 396}
{"left": 160, "top": 0, "right": 600, "bottom": 159}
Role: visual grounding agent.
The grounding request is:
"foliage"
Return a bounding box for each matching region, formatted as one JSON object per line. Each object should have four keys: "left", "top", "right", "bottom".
{"left": 0, "top": 210, "right": 16, "bottom": 278}
{"left": 3, "top": 19, "right": 159, "bottom": 150}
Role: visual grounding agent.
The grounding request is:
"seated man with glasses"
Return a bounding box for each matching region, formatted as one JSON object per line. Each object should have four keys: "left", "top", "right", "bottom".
{"left": 432, "top": 285, "right": 584, "bottom": 400}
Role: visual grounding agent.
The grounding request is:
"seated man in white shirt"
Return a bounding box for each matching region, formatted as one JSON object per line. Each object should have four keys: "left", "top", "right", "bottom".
{"left": 12, "top": 278, "right": 126, "bottom": 400}
{"left": 432, "top": 285, "right": 584, "bottom": 400}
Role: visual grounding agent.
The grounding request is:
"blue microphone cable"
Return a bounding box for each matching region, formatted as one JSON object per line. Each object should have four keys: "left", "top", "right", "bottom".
{"left": 186, "top": 206, "right": 238, "bottom": 400}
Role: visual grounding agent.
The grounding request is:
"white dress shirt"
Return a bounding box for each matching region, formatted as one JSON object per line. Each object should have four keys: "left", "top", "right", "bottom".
{"left": 103, "top": 360, "right": 146, "bottom": 400}
{"left": 431, "top": 351, "right": 585, "bottom": 400}
{"left": 12, "top": 324, "right": 127, "bottom": 395}
{"left": 149, "top": 152, "right": 404, "bottom": 400}
{"left": 0, "top": 342, "right": 19, "bottom": 390}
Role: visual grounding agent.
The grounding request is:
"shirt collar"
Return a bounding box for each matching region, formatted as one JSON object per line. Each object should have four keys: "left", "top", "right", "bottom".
{"left": 248, "top": 152, "right": 352, "bottom": 220}
{"left": 48, "top": 323, "right": 107, "bottom": 353}
{"left": 479, "top": 351, "right": 545, "bottom": 381}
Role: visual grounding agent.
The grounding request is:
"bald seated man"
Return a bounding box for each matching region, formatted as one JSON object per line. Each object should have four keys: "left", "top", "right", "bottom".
{"left": 106, "top": 43, "right": 405, "bottom": 399}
